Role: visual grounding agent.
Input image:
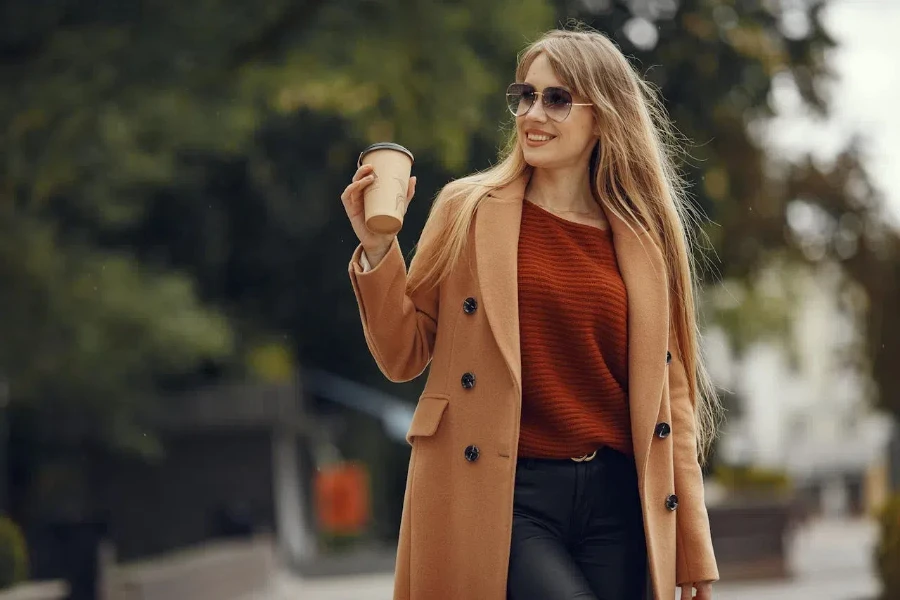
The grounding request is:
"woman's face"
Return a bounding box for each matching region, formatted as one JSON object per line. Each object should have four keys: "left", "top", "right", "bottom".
{"left": 516, "top": 53, "right": 597, "bottom": 171}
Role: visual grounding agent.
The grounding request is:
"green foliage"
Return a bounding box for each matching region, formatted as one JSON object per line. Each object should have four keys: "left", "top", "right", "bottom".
{"left": 0, "top": 212, "right": 233, "bottom": 454}
{"left": 558, "top": 0, "right": 836, "bottom": 276}
{"left": 0, "top": 0, "right": 898, "bottom": 484}
{"left": 0, "top": 0, "right": 557, "bottom": 446}
{"left": 876, "top": 493, "right": 900, "bottom": 600}
{"left": 559, "top": 1, "right": 900, "bottom": 418}
{"left": 785, "top": 153, "right": 900, "bottom": 418}
{"left": 262, "top": 0, "right": 553, "bottom": 170}
{"left": 246, "top": 340, "right": 296, "bottom": 384}
{"left": 0, "top": 516, "right": 28, "bottom": 589}
{"left": 705, "top": 261, "right": 804, "bottom": 360}
{"left": 713, "top": 464, "right": 792, "bottom": 495}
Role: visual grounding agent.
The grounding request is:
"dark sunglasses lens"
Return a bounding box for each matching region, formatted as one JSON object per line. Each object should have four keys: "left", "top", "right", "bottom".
{"left": 506, "top": 84, "right": 535, "bottom": 117}
{"left": 543, "top": 88, "right": 573, "bottom": 121}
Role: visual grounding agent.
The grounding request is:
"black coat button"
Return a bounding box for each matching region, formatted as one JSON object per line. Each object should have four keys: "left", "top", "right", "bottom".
{"left": 665, "top": 494, "right": 679, "bottom": 511}
{"left": 463, "top": 297, "right": 478, "bottom": 314}
{"left": 461, "top": 372, "right": 476, "bottom": 389}
{"left": 464, "top": 445, "right": 480, "bottom": 462}
{"left": 655, "top": 422, "right": 672, "bottom": 439}
{"left": 666, "top": 351, "right": 672, "bottom": 364}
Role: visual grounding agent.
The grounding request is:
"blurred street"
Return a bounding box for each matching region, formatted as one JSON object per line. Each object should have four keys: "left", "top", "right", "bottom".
{"left": 263, "top": 518, "right": 879, "bottom": 600}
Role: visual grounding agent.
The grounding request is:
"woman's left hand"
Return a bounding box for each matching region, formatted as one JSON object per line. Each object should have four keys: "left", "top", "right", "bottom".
{"left": 679, "top": 581, "right": 712, "bottom": 599}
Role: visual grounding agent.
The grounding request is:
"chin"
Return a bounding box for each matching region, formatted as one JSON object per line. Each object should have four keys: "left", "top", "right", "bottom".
{"left": 522, "top": 147, "right": 561, "bottom": 170}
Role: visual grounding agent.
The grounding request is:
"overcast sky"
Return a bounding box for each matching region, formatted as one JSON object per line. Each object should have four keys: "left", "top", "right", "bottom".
{"left": 766, "top": 0, "right": 900, "bottom": 227}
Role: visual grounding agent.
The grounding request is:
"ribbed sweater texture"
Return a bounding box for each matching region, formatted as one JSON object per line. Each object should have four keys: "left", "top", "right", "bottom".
{"left": 517, "top": 199, "right": 632, "bottom": 458}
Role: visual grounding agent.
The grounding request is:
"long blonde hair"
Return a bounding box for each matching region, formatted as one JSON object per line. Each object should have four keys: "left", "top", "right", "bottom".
{"left": 407, "top": 27, "right": 721, "bottom": 462}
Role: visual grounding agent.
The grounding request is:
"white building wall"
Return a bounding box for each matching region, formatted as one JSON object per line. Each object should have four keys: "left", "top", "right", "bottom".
{"left": 711, "top": 265, "right": 889, "bottom": 475}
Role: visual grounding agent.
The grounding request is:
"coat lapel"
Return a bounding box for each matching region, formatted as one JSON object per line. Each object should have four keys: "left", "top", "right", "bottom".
{"left": 474, "top": 179, "right": 526, "bottom": 398}
{"left": 474, "top": 175, "right": 669, "bottom": 474}
{"left": 604, "top": 210, "right": 670, "bottom": 476}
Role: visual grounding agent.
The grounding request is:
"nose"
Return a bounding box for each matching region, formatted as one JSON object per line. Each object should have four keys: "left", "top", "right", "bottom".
{"left": 522, "top": 96, "right": 549, "bottom": 123}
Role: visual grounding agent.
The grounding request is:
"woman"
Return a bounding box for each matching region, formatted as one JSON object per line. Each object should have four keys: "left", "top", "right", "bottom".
{"left": 341, "top": 28, "right": 720, "bottom": 600}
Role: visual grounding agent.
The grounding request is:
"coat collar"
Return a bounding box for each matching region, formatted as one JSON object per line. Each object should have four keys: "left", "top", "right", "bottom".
{"left": 474, "top": 173, "right": 670, "bottom": 470}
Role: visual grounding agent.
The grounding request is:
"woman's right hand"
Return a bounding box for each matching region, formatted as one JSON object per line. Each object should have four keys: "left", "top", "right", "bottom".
{"left": 341, "top": 164, "right": 417, "bottom": 266}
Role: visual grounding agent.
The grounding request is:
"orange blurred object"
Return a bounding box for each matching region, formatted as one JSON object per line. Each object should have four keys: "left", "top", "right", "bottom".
{"left": 314, "top": 461, "right": 371, "bottom": 535}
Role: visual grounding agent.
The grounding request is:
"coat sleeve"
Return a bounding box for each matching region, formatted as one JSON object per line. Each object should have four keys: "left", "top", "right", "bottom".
{"left": 347, "top": 200, "right": 448, "bottom": 383}
{"left": 669, "top": 324, "right": 720, "bottom": 585}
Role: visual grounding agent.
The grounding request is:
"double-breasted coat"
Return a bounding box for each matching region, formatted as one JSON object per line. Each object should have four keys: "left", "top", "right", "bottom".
{"left": 348, "top": 174, "right": 719, "bottom": 599}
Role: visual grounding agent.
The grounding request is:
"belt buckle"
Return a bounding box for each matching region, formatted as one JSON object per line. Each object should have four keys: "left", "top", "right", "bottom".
{"left": 571, "top": 449, "right": 598, "bottom": 463}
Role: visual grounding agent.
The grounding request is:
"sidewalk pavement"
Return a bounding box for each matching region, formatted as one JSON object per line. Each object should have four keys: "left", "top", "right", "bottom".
{"left": 263, "top": 518, "right": 880, "bottom": 600}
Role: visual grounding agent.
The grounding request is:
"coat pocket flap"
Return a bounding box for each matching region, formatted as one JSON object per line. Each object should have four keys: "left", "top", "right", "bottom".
{"left": 406, "top": 395, "right": 449, "bottom": 444}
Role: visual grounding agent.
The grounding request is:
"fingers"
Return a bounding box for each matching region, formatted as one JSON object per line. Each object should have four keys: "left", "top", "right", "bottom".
{"left": 342, "top": 166, "right": 416, "bottom": 216}
{"left": 406, "top": 176, "right": 417, "bottom": 204}
{"left": 680, "top": 583, "right": 712, "bottom": 600}
{"left": 695, "top": 582, "right": 712, "bottom": 600}
{"left": 341, "top": 173, "right": 376, "bottom": 209}
{"left": 352, "top": 164, "right": 374, "bottom": 182}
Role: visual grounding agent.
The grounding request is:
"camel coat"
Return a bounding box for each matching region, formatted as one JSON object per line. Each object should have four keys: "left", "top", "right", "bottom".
{"left": 348, "top": 175, "right": 718, "bottom": 599}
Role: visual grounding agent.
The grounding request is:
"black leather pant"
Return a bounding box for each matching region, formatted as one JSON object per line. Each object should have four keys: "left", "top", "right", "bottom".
{"left": 507, "top": 447, "right": 647, "bottom": 600}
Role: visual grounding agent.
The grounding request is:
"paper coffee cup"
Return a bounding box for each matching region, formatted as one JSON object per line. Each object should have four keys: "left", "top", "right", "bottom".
{"left": 357, "top": 142, "right": 415, "bottom": 235}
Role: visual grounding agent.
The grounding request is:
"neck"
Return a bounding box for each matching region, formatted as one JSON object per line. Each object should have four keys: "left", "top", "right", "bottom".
{"left": 525, "top": 166, "right": 597, "bottom": 213}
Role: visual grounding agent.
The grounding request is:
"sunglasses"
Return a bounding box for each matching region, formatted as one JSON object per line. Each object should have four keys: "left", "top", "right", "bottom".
{"left": 506, "top": 83, "right": 593, "bottom": 122}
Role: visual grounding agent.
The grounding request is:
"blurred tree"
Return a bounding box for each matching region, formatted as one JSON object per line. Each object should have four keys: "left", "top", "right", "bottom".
{"left": 549, "top": 0, "right": 834, "bottom": 278}
{"left": 1, "top": 0, "right": 898, "bottom": 499}
{"left": 557, "top": 0, "right": 900, "bottom": 419}
{"left": 0, "top": 0, "right": 553, "bottom": 436}
{"left": 0, "top": 212, "right": 233, "bottom": 455}
{"left": 783, "top": 150, "right": 900, "bottom": 418}
{"left": 0, "top": 0, "right": 554, "bottom": 525}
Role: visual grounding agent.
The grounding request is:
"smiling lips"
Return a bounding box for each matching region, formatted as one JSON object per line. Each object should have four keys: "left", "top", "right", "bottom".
{"left": 525, "top": 130, "right": 556, "bottom": 145}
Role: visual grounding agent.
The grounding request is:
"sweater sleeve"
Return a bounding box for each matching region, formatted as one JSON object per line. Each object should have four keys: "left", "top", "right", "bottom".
{"left": 358, "top": 250, "right": 372, "bottom": 272}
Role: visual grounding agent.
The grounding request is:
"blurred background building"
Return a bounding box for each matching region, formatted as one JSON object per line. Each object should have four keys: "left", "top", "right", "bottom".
{"left": 0, "top": 0, "right": 898, "bottom": 599}
{"left": 709, "top": 264, "right": 895, "bottom": 519}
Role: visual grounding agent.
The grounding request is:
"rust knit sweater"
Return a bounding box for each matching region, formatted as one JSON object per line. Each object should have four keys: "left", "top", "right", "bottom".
{"left": 517, "top": 199, "right": 632, "bottom": 459}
